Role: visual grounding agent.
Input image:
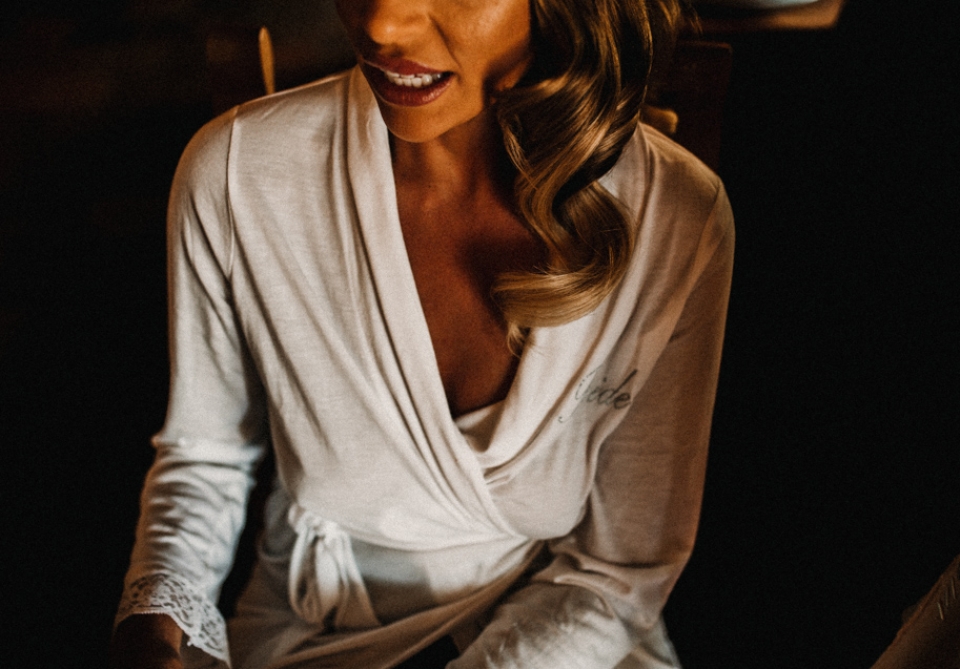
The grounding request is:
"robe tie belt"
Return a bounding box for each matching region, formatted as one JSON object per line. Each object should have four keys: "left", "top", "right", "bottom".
{"left": 287, "top": 503, "right": 380, "bottom": 631}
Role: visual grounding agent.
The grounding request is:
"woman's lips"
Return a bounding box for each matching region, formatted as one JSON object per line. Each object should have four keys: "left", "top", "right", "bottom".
{"left": 361, "top": 59, "right": 453, "bottom": 107}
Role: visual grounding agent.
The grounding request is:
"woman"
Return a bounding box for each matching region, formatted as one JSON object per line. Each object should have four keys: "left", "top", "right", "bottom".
{"left": 111, "top": 0, "right": 734, "bottom": 667}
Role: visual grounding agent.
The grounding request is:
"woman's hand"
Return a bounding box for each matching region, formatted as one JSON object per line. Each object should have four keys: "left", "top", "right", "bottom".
{"left": 109, "top": 614, "right": 184, "bottom": 669}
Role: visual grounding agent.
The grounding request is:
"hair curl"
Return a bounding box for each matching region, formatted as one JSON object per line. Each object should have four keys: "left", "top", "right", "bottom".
{"left": 493, "top": 0, "right": 683, "bottom": 349}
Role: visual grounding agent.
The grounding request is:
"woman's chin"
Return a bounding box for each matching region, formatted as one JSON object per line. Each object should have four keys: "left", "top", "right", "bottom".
{"left": 376, "top": 101, "right": 488, "bottom": 146}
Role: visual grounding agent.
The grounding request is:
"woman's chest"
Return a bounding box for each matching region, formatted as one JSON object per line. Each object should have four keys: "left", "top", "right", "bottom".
{"left": 397, "top": 193, "right": 543, "bottom": 417}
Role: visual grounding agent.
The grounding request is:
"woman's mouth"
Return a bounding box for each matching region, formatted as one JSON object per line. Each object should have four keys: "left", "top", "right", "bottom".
{"left": 362, "top": 60, "right": 453, "bottom": 107}
{"left": 382, "top": 70, "right": 447, "bottom": 88}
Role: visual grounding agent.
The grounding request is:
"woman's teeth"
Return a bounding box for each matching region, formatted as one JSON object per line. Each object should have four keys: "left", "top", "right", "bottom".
{"left": 383, "top": 71, "right": 445, "bottom": 88}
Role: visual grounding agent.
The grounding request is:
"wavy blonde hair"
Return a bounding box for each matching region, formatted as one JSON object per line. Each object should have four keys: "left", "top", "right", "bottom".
{"left": 493, "top": 0, "right": 683, "bottom": 348}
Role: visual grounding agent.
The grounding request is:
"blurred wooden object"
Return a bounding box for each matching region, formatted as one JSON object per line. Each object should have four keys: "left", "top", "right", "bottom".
{"left": 258, "top": 27, "right": 276, "bottom": 96}
{"left": 206, "top": 26, "right": 268, "bottom": 115}
{"left": 646, "top": 40, "right": 734, "bottom": 172}
{"left": 205, "top": 24, "right": 355, "bottom": 116}
{"left": 871, "top": 554, "right": 960, "bottom": 669}
{"left": 696, "top": 0, "right": 846, "bottom": 32}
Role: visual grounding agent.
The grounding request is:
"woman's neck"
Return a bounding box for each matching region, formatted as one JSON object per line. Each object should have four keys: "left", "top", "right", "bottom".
{"left": 390, "top": 109, "right": 513, "bottom": 205}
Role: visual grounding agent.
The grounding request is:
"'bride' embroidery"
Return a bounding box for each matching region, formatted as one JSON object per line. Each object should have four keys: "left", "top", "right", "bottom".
{"left": 557, "top": 366, "right": 637, "bottom": 423}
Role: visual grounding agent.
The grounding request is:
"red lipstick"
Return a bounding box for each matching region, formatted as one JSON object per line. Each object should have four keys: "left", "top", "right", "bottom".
{"left": 360, "top": 57, "right": 453, "bottom": 107}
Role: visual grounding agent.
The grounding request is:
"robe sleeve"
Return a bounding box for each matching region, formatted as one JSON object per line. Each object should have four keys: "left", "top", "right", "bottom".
{"left": 115, "top": 109, "right": 269, "bottom": 666}
{"left": 450, "top": 185, "right": 734, "bottom": 669}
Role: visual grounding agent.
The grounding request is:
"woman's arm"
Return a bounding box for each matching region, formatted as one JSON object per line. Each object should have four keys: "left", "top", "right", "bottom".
{"left": 112, "top": 109, "right": 269, "bottom": 667}
{"left": 450, "top": 186, "right": 734, "bottom": 669}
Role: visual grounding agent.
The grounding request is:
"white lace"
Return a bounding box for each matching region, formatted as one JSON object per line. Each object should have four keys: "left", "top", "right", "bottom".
{"left": 115, "top": 572, "right": 229, "bottom": 664}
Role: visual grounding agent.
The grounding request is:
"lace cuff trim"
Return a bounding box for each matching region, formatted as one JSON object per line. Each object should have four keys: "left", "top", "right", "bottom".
{"left": 115, "top": 573, "right": 230, "bottom": 664}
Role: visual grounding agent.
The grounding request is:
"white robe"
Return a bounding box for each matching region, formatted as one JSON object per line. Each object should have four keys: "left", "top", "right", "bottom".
{"left": 116, "top": 67, "right": 734, "bottom": 669}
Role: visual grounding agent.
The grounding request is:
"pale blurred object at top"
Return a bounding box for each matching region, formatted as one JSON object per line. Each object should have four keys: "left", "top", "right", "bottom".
{"left": 694, "top": 0, "right": 846, "bottom": 32}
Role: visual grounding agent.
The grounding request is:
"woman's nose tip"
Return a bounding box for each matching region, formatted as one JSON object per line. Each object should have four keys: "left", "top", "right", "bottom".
{"left": 355, "top": 0, "right": 426, "bottom": 46}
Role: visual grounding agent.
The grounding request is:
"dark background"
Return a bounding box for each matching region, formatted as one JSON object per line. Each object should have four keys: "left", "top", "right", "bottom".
{"left": 1, "top": 1, "right": 956, "bottom": 667}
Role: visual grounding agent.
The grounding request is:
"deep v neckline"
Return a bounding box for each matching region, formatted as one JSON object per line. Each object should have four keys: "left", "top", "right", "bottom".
{"left": 344, "top": 69, "right": 600, "bottom": 488}
{"left": 344, "top": 70, "right": 519, "bottom": 449}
